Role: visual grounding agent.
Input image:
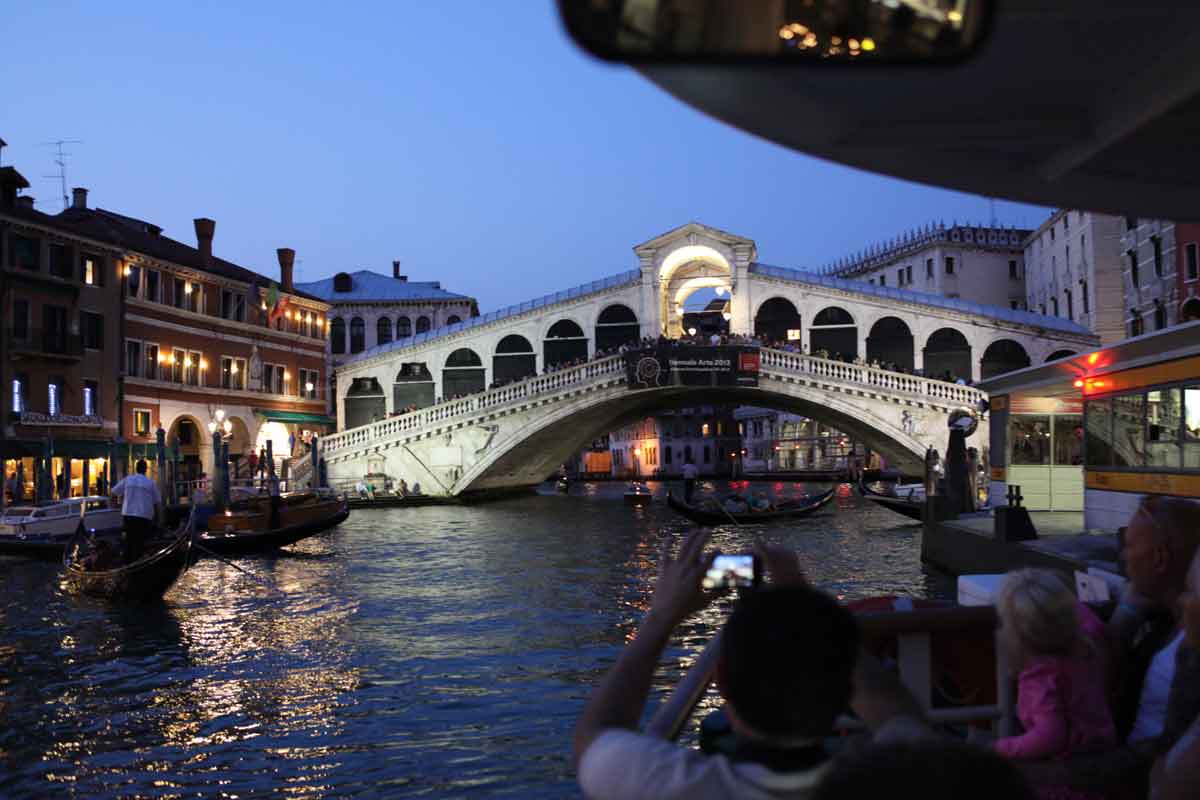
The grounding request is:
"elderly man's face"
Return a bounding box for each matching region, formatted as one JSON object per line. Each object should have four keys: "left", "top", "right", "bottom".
{"left": 1123, "top": 510, "right": 1166, "bottom": 598}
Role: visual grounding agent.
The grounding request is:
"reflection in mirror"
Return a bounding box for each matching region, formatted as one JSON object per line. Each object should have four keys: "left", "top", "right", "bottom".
{"left": 560, "top": 0, "right": 988, "bottom": 62}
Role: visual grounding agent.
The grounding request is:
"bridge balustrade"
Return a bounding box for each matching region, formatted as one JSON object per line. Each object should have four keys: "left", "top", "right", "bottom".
{"left": 324, "top": 347, "right": 984, "bottom": 457}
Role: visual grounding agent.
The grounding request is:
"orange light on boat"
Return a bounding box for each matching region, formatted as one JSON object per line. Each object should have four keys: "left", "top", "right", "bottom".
{"left": 1087, "top": 352, "right": 1100, "bottom": 366}
{"left": 1074, "top": 379, "right": 1085, "bottom": 388}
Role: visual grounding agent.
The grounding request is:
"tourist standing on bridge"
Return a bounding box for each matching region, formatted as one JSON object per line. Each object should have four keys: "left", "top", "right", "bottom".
{"left": 681, "top": 459, "right": 698, "bottom": 503}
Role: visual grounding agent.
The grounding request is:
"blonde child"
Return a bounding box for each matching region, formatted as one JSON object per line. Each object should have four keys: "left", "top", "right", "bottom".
{"left": 994, "top": 569, "right": 1117, "bottom": 800}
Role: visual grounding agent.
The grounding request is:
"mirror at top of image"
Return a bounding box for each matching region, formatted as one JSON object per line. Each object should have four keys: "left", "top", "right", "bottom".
{"left": 559, "top": 0, "right": 989, "bottom": 63}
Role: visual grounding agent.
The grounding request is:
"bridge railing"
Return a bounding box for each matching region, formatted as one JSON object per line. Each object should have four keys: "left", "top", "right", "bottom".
{"left": 759, "top": 349, "right": 985, "bottom": 407}
{"left": 324, "top": 348, "right": 985, "bottom": 456}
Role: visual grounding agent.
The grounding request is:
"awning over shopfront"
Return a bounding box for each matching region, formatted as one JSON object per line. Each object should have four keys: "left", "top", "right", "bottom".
{"left": 3, "top": 439, "right": 114, "bottom": 459}
{"left": 253, "top": 410, "right": 336, "bottom": 427}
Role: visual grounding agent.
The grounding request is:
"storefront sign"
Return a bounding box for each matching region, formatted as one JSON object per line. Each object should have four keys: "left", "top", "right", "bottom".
{"left": 18, "top": 412, "right": 103, "bottom": 427}
{"left": 625, "top": 345, "right": 760, "bottom": 389}
{"left": 1009, "top": 396, "right": 1083, "bottom": 414}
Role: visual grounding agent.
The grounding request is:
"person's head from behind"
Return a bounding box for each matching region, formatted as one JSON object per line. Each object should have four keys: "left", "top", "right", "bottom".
{"left": 1122, "top": 496, "right": 1200, "bottom": 604}
{"left": 995, "top": 568, "right": 1079, "bottom": 667}
{"left": 815, "top": 739, "right": 1033, "bottom": 800}
{"left": 717, "top": 586, "right": 858, "bottom": 741}
{"left": 135, "top": 459, "right": 148, "bottom": 475}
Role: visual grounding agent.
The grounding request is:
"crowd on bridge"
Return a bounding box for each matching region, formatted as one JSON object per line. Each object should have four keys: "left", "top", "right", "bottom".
{"left": 759, "top": 337, "right": 977, "bottom": 386}
{"left": 573, "top": 496, "right": 1200, "bottom": 800}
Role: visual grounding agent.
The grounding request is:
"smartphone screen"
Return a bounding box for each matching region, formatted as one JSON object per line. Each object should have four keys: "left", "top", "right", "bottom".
{"left": 703, "top": 554, "right": 757, "bottom": 590}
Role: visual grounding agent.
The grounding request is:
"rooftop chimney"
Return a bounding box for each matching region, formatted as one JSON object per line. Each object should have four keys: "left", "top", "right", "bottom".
{"left": 277, "top": 247, "right": 295, "bottom": 293}
{"left": 393, "top": 260, "right": 401, "bottom": 279}
{"left": 0, "top": 166, "right": 31, "bottom": 210}
{"left": 15, "top": 195, "right": 34, "bottom": 210}
{"left": 71, "top": 187, "right": 88, "bottom": 210}
{"left": 194, "top": 217, "right": 215, "bottom": 265}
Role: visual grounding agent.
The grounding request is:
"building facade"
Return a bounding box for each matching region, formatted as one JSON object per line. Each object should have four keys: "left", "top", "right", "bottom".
{"left": 1177, "top": 222, "right": 1200, "bottom": 324}
{"left": 607, "top": 407, "right": 741, "bottom": 479}
{"left": 1121, "top": 218, "right": 1179, "bottom": 337}
{"left": 1, "top": 169, "right": 124, "bottom": 504}
{"left": 827, "top": 222, "right": 1030, "bottom": 309}
{"left": 734, "top": 407, "right": 866, "bottom": 473}
{"left": 1022, "top": 210, "right": 1127, "bottom": 346}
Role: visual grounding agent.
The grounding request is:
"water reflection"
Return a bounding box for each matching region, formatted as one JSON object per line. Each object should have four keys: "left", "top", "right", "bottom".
{"left": 0, "top": 482, "right": 950, "bottom": 797}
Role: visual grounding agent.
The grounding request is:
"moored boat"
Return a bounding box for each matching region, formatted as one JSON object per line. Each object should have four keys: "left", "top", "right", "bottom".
{"left": 624, "top": 482, "right": 652, "bottom": 506}
{"left": 0, "top": 497, "right": 124, "bottom": 561}
{"left": 62, "top": 510, "right": 197, "bottom": 602}
{"left": 197, "top": 491, "right": 349, "bottom": 555}
{"left": 857, "top": 478, "right": 924, "bottom": 522}
{"left": 555, "top": 476, "right": 570, "bottom": 493}
{"left": 666, "top": 487, "right": 836, "bottom": 525}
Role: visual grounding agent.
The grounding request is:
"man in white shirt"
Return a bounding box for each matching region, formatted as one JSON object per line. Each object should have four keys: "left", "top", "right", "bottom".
{"left": 110, "top": 459, "right": 161, "bottom": 563}
{"left": 681, "top": 459, "right": 699, "bottom": 503}
{"left": 573, "top": 533, "right": 930, "bottom": 800}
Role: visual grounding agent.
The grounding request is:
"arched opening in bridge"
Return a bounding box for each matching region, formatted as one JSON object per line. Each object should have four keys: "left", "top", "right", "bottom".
{"left": 377, "top": 317, "right": 392, "bottom": 347}
{"left": 809, "top": 307, "right": 857, "bottom": 360}
{"left": 397, "top": 316, "right": 412, "bottom": 339}
{"left": 394, "top": 363, "right": 434, "bottom": 410}
{"left": 1045, "top": 349, "right": 1076, "bottom": 363}
{"left": 544, "top": 319, "right": 588, "bottom": 368}
{"left": 416, "top": 316, "right": 431, "bottom": 334}
{"left": 659, "top": 245, "right": 732, "bottom": 338}
{"left": 447, "top": 314, "right": 462, "bottom": 326}
{"left": 595, "top": 304, "right": 640, "bottom": 351}
{"left": 345, "top": 378, "right": 386, "bottom": 428}
{"left": 330, "top": 317, "right": 346, "bottom": 354}
{"left": 443, "top": 348, "right": 485, "bottom": 398}
{"left": 682, "top": 296, "right": 729, "bottom": 340}
{"left": 1182, "top": 297, "right": 1200, "bottom": 323}
{"left": 866, "top": 317, "right": 914, "bottom": 371}
{"left": 493, "top": 335, "right": 536, "bottom": 384}
{"left": 754, "top": 297, "right": 801, "bottom": 344}
{"left": 981, "top": 339, "right": 1031, "bottom": 379}
{"left": 924, "top": 328, "right": 971, "bottom": 381}
{"left": 350, "top": 317, "right": 366, "bottom": 354}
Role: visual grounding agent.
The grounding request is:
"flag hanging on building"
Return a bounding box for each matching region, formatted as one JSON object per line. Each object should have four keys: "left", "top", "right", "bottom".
{"left": 266, "top": 282, "right": 289, "bottom": 323}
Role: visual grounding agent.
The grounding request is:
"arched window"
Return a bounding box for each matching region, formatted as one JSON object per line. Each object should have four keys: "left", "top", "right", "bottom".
{"left": 376, "top": 317, "right": 393, "bottom": 346}
{"left": 416, "top": 316, "right": 431, "bottom": 334}
{"left": 595, "top": 304, "right": 640, "bottom": 350}
{"left": 350, "top": 317, "right": 366, "bottom": 353}
{"left": 397, "top": 317, "right": 412, "bottom": 338}
{"left": 544, "top": 319, "right": 587, "bottom": 368}
{"left": 493, "top": 334, "right": 536, "bottom": 383}
{"left": 330, "top": 317, "right": 346, "bottom": 354}
{"left": 1045, "top": 350, "right": 1076, "bottom": 363}
{"left": 443, "top": 348, "right": 485, "bottom": 397}
{"left": 753, "top": 297, "right": 801, "bottom": 344}
{"left": 809, "top": 306, "right": 857, "bottom": 361}
{"left": 865, "top": 317, "right": 914, "bottom": 371}
{"left": 923, "top": 328, "right": 971, "bottom": 382}
{"left": 446, "top": 315, "right": 462, "bottom": 326}
{"left": 980, "top": 339, "right": 1031, "bottom": 380}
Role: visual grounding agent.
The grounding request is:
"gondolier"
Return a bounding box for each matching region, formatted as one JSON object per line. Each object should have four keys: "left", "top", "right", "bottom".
{"left": 110, "top": 459, "right": 161, "bottom": 562}
{"left": 681, "top": 459, "right": 698, "bottom": 504}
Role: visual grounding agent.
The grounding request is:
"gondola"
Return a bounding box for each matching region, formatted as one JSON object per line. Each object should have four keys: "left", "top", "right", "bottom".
{"left": 62, "top": 509, "right": 198, "bottom": 602}
{"left": 666, "top": 487, "right": 836, "bottom": 526}
{"left": 197, "top": 492, "right": 349, "bottom": 555}
{"left": 857, "top": 478, "right": 924, "bottom": 522}
{"left": 624, "top": 482, "right": 652, "bottom": 506}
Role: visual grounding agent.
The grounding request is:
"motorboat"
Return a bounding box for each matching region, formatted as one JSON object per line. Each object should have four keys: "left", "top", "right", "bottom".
{"left": 624, "top": 482, "right": 652, "bottom": 506}
{"left": 197, "top": 490, "right": 349, "bottom": 555}
{"left": 0, "top": 496, "right": 124, "bottom": 561}
{"left": 857, "top": 478, "right": 924, "bottom": 522}
{"left": 666, "top": 487, "right": 836, "bottom": 525}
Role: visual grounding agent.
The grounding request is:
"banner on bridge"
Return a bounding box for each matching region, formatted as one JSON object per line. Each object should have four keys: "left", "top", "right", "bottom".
{"left": 625, "top": 346, "right": 759, "bottom": 389}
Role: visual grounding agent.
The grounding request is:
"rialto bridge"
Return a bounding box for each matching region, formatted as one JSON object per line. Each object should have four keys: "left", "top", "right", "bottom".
{"left": 320, "top": 223, "right": 1097, "bottom": 495}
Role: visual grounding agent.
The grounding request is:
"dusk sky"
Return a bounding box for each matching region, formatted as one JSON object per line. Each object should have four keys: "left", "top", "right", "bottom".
{"left": 6, "top": 1, "right": 1049, "bottom": 311}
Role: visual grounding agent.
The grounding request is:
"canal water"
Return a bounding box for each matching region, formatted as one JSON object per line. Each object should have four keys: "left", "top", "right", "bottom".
{"left": 0, "top": 481, "right": 952, "bottom": 798}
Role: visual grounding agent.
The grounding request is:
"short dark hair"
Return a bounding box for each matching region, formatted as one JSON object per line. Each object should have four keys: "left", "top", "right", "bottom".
{"left": 135, "top": 459, "right": 148, "bottom": 474}
{"left": 719, "top": 586, "right": 859, "bottom": 738}
{"left": 815, "top": 739, "right": 1034, "bottom": 800}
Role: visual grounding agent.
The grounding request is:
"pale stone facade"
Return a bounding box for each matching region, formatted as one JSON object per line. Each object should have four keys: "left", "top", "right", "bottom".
{"left": 1120, "top": 218, "right": 1178, "bottom": 335}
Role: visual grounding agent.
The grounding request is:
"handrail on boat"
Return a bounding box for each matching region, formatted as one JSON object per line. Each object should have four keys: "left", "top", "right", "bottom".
{"left": 645, "top": 604, "right": 1012, "bottom": 743}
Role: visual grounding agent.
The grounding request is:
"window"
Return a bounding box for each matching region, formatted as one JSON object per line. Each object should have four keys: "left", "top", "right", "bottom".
{"left": 1147, "top": 388, "right": 1182, "bottom": 469}
{"left": 377, "top": 317, "right": 393, "bottom": 345}
{"left": 43, "top": 305, "right": 68, "bottom": 353}
{"left": 128, "top": 265, "right": 142, "bottom": 298}
{"left": 701, "top": 422, "right": 710, "bottom": 437}
{"left": 81, "top": 311, "right": 104, "bottom": 350}
{"left": 48, "top": 380, "right": 62, "bottom": 416}
{"left": 945, "top": 256, "right": 955, "bottom": 275}
{"left": 1130, "top": 311, "right": 1144, "bottom": 337}
{"left": 397, "top": 317, "right": 412, "bottom": 338}
{"left": 1154, "top": 300, "right": 1167, "bottom": 330}
{"left": 1081, "top": 233, "right": 1086, "bottom": 253}
{"left": 897, "top": 269, "right": 904, "bottom": 286}
{"left": 143, "top": 269, "right": 160, "bottom": 302}
{"left": 220, "top": 289, "right": 245, "bottom": 321}
{"left": 1153, "top": 237, "right": 1163, "bottom": 277}
{"left": 300, "top": 368, "right": 319, "bottom": 399}
{"left": 1050, "top": 226, "right": 1055, "bottom": 241}
{"left": 1009, "top": 260, "right": 1018, "bottom": 279}
{"left": 1065, "top": 289, "right": 1073, "bottom": 320}
{"left": 133, "top": 409, "right": 152, "bottom": 437}
{"left": 1051, "top": 297, "right": 1059, "bottom": 316}
{"left": 184, "top": 351, "right": 202, "bottom": 386}
{"left": 81, "top": 253, "right": 103, "bottom": 286}
{"left": 1010, "top": 301, "right": 1019, "bottom": 310}
{"left": 664, "top": 446, "right": 673, "bottom": 465}
{"left": 49, "top": 244, "right": 72, "bottom": 278}
{"left": 1129, "top": 250, "right": 1140, "bottom": 286}
{"left": 171, "top": 348, "right": 186, "bottom": 383}
{"left": 703, "top": 445, "right": 711, "bottom": 463}
{"left": 144, "top": 343, "right": 160, "bottom": 381}
{"left": 447, "top": 314, "right": 462, "bottom": 325}
{"left": 1187, "top": 387, "right": 1200, "bottom": 469}
{"left": 1081, "top": 280, "right": 1090, "bottom": 314}
{"left": 1040, "top": 304, "right": 1046, "bottom": 315}
{"left": 12, "top": 299, "right": 29, "bottom": 340}
{"left": 12, "top": 235, "right": 39, "bottom": 270}
{"left": 905, "top": 266, "right": 912, "bottom": 284}
{"left": 221, "top": 356, "right": 247, "bottom": 390}
{"left": 11, "top": 375, "right": 26, "bottom": 414}
{"left": 925, "top": 257, "right": 933, "bottom": 278}
{"left": 416, "top": 316, "right": 431, "bottom": 334}
{"left": 263, "top": 363, "right": 286, "bottom": 395}
{"left": 83, "top": 380, "right": 99, "bottom": 416}
{"left": 126, "top": 339, "right": 142, "bottom": 378}
{"left": 879, "top": 274, "right": 886, "bottom": 287}
{"left": 300, "top": 312, "right": 311, "bottom": 337}
{"left": 350, "top": 318, "right": 365, "bottom": 353}
{"left": 1065, "top": 245, "right": 1070, "bottom": 266}
{"left": 330, "top": 318, "right": 346, "bottom": 354}
{"left": 174, "top": 277, "right": 200, "bottom": 312}
{"left": 1126, "top": 216, "right": 1138, "bottom": 230}
{"left": 1063, "top": 215, "right": 1069, "bottom": 231}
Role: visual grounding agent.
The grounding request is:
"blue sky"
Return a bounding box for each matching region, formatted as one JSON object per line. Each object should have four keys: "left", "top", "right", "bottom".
{"left": 4, "top": 1, "right": 1048, "bottom": 310}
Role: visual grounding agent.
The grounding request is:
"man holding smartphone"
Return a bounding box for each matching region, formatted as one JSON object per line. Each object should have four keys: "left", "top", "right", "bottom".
{"left": 573, "top": 531, "right": 933, "bottom": 799}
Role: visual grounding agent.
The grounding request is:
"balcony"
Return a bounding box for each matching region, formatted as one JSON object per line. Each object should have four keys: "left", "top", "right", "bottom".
{"left": 7, "top": 328, "right": 84, "bottom": 360}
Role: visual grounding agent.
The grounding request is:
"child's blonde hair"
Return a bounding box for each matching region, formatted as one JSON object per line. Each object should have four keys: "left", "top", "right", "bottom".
{"left": 996, "top": 568, "right": 1079, "bottom": 656}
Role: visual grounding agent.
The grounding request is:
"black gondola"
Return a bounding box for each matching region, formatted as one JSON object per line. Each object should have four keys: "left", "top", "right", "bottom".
{"left": 62, "top": 510, "right": 198, "bottom": 602}
{"left": 857, "top": 478, "right": 924, "bottom": 522}
{"left": 198, "top": 497, "right": 349, "bottom": 555}
{"left": 666, "top": 487, "right": 837, "bottom": 526}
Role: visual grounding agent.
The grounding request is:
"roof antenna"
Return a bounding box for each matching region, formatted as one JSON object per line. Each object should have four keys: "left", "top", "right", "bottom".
{"left": 43, "top": 139, "right": 83, "bottom": 211}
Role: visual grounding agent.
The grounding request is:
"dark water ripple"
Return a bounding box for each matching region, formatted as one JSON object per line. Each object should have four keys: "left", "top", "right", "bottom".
{"left": 0, "top": 481, "right": 951, "bottom": 798}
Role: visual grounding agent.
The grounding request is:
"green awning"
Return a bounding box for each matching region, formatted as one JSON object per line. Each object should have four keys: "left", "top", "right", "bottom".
{"left": 254, "top": 410, "right": 336, "bottom": 427}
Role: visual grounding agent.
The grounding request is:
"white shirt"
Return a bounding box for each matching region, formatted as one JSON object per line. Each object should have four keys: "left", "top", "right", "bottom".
{"left": 1129, "top": 629, "right": 1185, "bottom": 744}
{"left": 111, "top": 474, "right": 161, "bottom": 520}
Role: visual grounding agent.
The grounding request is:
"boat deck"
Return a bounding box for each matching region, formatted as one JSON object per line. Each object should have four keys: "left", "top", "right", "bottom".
{"left": 923, "top": 510, "right": 1120, "bottom": 576}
